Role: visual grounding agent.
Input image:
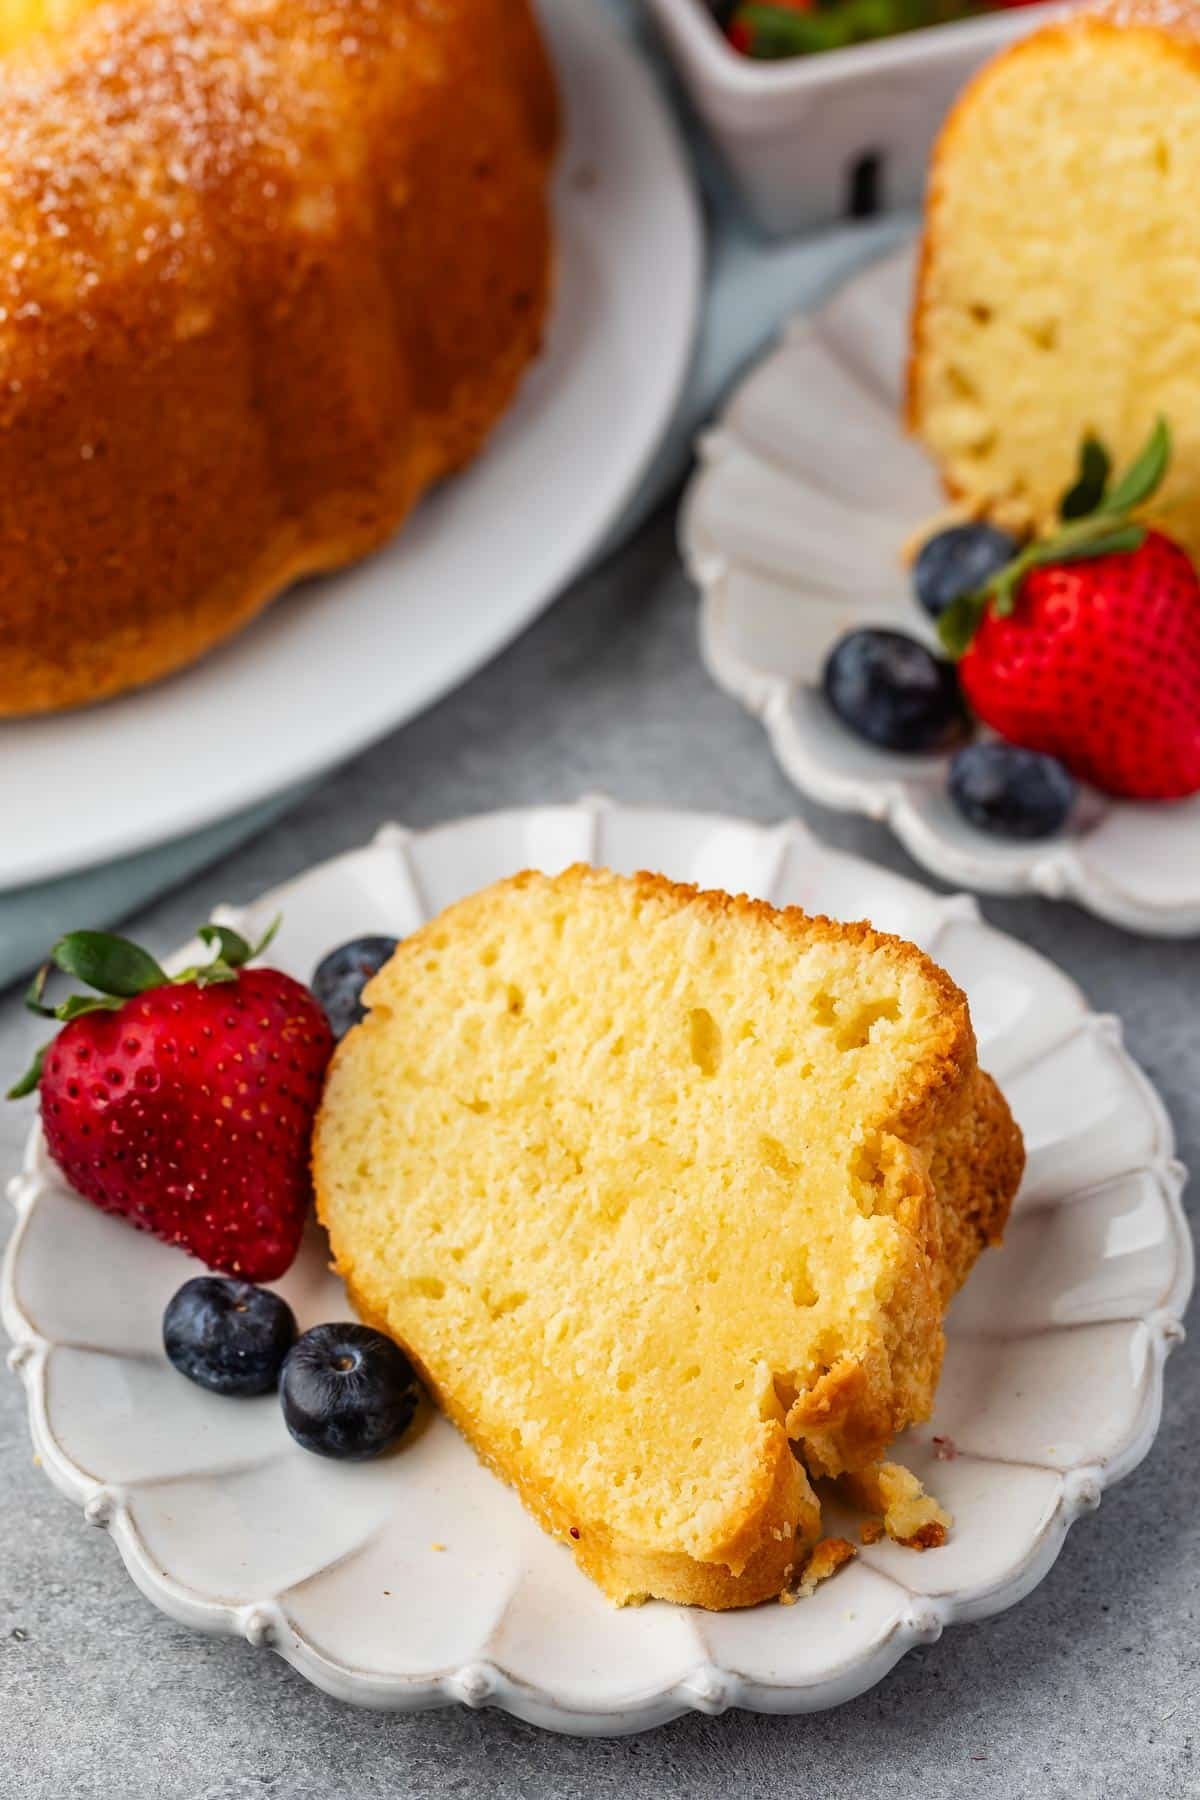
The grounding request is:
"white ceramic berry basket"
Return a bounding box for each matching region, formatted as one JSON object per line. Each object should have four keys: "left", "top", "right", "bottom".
{"left": 2, "top": 801, "right": 1192, "bottom": 1734}
{"left": 683, "top": 245, "right": 1200, "bottom": 937}
{"left": 642, "top": 0, "right": 1059, "bottom": 235}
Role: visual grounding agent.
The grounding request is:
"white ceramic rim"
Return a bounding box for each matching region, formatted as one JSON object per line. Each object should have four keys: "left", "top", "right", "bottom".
{"left": 2, "top": 800, "right": 1192, "bottom": 1732}
{"left": 0, "top": 0, "right": 703, "bottom": 893}
{"left": 683, "top": 245, "right": 1200, "bottom": 938}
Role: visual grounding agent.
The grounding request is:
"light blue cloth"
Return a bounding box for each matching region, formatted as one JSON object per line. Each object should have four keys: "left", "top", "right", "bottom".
{"left": 0, "top": 0, "right": 911, "bottom": 987}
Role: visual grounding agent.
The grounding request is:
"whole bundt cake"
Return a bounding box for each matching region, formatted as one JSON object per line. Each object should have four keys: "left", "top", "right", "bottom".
{"left": 0, "top": 0, "right": 557, "bottom": 714}
{"left": 909, "top": 0, "right": 1200, "bottom": 562}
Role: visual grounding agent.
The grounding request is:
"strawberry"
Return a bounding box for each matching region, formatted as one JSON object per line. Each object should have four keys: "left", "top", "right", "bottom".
{"left": 8, "top": 921, "right": 333, "bottom": 1280}
{"left": 938, "top": 420, "right": 1200, "bottom": 802}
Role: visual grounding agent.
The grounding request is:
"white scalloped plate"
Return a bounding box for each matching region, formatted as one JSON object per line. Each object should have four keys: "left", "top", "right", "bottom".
{"left": 2, "top": 801, "right": 1192, "bottom": 1733}
{"left": 682, "top": 245, "right": 1200, "bottom": 938}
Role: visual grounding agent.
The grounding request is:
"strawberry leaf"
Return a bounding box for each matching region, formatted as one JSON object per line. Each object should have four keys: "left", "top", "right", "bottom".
{"left": 250, "top": 915, "right": 282, "bottom": 961}
{"left": 51, "top": 931, "right": 166, "bottom": 998}
{"left": 935, "top": 420, "right": 1169, "bottom": 660}
{"left": 9, "top": 912, "right": 287, "bottom": 1100}
{"left": 23, "top": 962, "right": 56, "bottom": 1019}
{"left": 1060, "top": 435, "right": 1110, "bottom": 520}
{"left": 207, "top": 915, "right": 280, "bottom": 965}
{"left": 181, "top": 915, "right": 282, "bottom": 986}
{"left": 988, "top": 563, "right": 1027, "bottom": 618}
{"left": 1100, "top": 417, "right": 1170, "bottom": 516}
{"left": 197, "top": 924, "right": 253, "bottom": 968}
{"left": 190, "top": 961, "right": 241, "bottom": 988}
{"left": 937, "top": 591, "right": 986, "bottom": 658}
{"left": 1046, "top": 524, "right": 1147, "bottom": 564}
{"left": 7, "top": 1044, "right": 48, "bottom": 1101}
{"left": 54, "top": 994, "right": 125, "bottom": 1023}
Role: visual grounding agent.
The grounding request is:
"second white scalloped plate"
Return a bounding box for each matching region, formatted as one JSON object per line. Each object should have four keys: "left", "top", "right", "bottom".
{"left": 2, "top": 801, "right": 1192, "bottom": 1733}
{"left": 682, "top": 245, "right": 1200, "bottom": 938}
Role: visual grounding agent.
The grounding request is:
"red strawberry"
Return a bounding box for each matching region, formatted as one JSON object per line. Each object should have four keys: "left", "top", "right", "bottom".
{"left": 9, "top": 922, "right": 333, "bottom": 1280}
{"left": 939, "top": 419, "right": 1200, "bottom": 802}
{"left": 960, "top": 531, "right": 1200, "bottom": 800}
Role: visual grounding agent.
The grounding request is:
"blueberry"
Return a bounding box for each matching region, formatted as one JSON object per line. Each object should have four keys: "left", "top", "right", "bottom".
{"left": 163, "top": 1276, "right": 296, "bottom": 1396}
{"left": 822, "top": 629, "right": 971, "bottom": 753}
{"left": 280, "top": 1323, "right": 420, "bottom": 1460}
{"left": 949, "top": 741, "right": 1077, "bottom": 840}
{"left": 914, "top": 523, "right": 1018, "bottom": 619}
{"left": 311, "top": 936, "right": 399, "bottom": 1038}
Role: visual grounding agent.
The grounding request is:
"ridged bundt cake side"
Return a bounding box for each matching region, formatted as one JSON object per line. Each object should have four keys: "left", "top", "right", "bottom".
{"left": 0, "top": 0, "right": 557, "bottom": 714}
{"left": 908, "top": 0, "right": 1200, "bottom": 560}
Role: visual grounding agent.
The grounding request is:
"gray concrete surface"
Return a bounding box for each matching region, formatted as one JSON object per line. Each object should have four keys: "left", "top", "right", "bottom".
{"left": 1, "top": 505, "right": 1196, "bottom": 1798}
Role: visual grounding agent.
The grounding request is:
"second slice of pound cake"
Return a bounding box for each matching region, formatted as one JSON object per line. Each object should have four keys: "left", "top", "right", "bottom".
{"left": 908, "top": 0, "right": 1200, "bottom": 559}
{"left": 313, "top": 867, "right": 1023, "bottom": 1609}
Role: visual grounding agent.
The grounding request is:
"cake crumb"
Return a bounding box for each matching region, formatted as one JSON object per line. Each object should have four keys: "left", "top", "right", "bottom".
{"left": 794, "top": 1536, "right": 856, "bottom": 1600}
{"left": 932, "top": 1434, "right": 958, "bottom": 1462}
{"left": 430, "top": 1542, "right": 446, "bottom": 1552}
{"left": 839, "top": 1460, "right": 952, "bottom": 1551}
{"left": 860, "top": 1519, "right": 885, "bottom": 1545}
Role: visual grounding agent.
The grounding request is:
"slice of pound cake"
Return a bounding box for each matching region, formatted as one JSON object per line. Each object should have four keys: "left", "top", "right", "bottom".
{"left": 313, "top": 868, "right": 1022, "bottom": 1608}
{"left": 909, "top": 0, "right": 1200, "bottom": 561}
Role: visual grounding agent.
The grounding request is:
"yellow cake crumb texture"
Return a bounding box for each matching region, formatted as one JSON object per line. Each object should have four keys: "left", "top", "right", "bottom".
{"left": 313, "top": 866, "right": 1021, "bottom": 1609}
{"left": 840, "top": 1459, "right": 953, "bottom": 1551}
{"left": 909, "top": 0, "right": 1200, "bottom": 562}
{"left": 793, "top": 1536, "right": 857, "bottom": 1601}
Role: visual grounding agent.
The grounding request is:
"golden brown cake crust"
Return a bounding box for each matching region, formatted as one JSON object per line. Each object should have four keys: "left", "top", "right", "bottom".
{"left": 313, "top": 866, "right": 1024, "bottom": 1610}
{"left": 0, "top": 0, "right": 557, "bottom": 714}
{"left": 616, "top": 877, "right": 1024, "bottom": 1486}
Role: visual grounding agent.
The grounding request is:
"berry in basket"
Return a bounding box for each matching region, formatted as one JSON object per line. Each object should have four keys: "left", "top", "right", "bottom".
{"left": 717, "top": 0, "right": 1039, "bottom": 61}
